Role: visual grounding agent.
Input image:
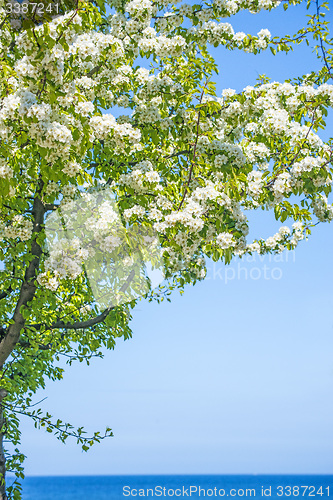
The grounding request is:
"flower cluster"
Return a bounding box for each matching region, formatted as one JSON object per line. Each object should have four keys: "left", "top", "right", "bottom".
{"left": 216, "top": 232, "right": 235, "bottom": 249}
{"left": 312, "top": 195, "right": 333, "bottom": 222}
{"left": 0, "top": 0, "right": 332, "bottom": 299}
{"left": 119, "top": 161, "right": 161, "bottom": 192}
{"left": 90, "top": 114, "right": 141, "bottom": 150}
{"left": 247, "top": 171, "right": 264, "bottom": 199}
{"left": 62, "top": 160, "right": 81, "bottom": 177}
{"left": 0, "top": 159, "right": 13, "bottom": 179}
{"left": 271, "top": 172, "right": 292, "bottom": 202}
{"left": 0, "top": 215, "right": 33, "bottom": 241}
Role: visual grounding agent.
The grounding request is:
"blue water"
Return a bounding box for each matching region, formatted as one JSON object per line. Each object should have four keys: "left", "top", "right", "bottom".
{"left": 20, "top": 475, "right": 333, "bottom": 500}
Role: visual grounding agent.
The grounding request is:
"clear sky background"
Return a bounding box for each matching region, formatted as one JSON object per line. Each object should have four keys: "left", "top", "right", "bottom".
{"left": 20, "top": 1, "right": 333, "bottom": 475}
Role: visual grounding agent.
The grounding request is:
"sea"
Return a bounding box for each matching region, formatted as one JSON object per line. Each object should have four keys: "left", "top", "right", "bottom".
{"left": 20, "top": 475, "right": 333, "bottom": 500}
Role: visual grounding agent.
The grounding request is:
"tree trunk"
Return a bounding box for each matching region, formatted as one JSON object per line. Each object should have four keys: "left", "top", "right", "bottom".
{"left": 0, "top": 389, "right": 8, "bottom": 500}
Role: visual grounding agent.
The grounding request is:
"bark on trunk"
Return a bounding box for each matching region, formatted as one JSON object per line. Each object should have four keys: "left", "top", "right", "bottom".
{"left": 0, "top": 192, "right": 45, "bottom": 368}
{"left": 0, "top": 389, "right": 8, "bottom": 500}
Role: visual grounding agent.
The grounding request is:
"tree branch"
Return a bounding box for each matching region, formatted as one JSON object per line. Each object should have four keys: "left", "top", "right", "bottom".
{"left": 178, "top": 88, "right": 207, "bottom": 211}
{"left": 87, "top": 64, "right": 102, "bottom": 77}
{"left": 22, "top": 268, "right": 136, "bottom": 342}
{"left": 18, "top": 306, "right": 114, "bottom": 352}
{"left": 0, "top": 289, "right": 12, "bottom": 301}
{"left": 49, "top": 306, "right": 114, "bottom": 331}
{"left": 44, "top": 203, "right": 60, "bottom": 211}
{"left": 316, "top": 0, "right": 333, "bottom": 81}
{"left": 264, "top": 105, "right": 319, "bottom": 190}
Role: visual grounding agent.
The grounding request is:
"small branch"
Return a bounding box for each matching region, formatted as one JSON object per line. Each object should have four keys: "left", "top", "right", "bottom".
{"left": 18, "top": 339, "right": 52, "bottom": 350}
{"left": 289, "top": 106, "right": 319, "bottom": 166}
{"left": 49, "top": 306, "right": 114, "bottom": 331}
{"left": 0, "top": 288, "right": 12, "bottom": 301}
{"left": 165, "top": 150, "right": 190, "bottom": 160}
{"left": 87, "top": 64, "right": 102, "bottom": 77}
{"left": 178, "top": 82, "right": 209, "bottom": 211}
{"left": 264, "top": 105, "right": 319, "bottom": 190}
{"left": 23, "top": 268, "right": 136, "bottom": 339}
{"left": 55, "top": 4, "right": 79, "bottom": 44}
{"left": 316, "top": 0, "right": 333, "bottom": 81}
{"left": 36, "top": 72, "right": 47, "bottom": 99}
{"left": 22, "top": 307, "right": 113, "bottom": 335}
{"left": 1, "top": 401, "right": 113, "bottom": 446}
{"left": 32, "top": 28, "right": 41, "bottom": 49}
{"left": 44, "top": 203, "right": 60, "bottom": 211}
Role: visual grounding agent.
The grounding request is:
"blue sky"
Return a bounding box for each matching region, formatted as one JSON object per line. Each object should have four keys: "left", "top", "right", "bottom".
{"left": 20, "top": 1, "right": 333, "bottom": 475}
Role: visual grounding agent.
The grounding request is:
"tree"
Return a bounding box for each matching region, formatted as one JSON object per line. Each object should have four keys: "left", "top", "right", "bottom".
{"left": 0, "top": 0, "right": 332, "bottom": 496}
